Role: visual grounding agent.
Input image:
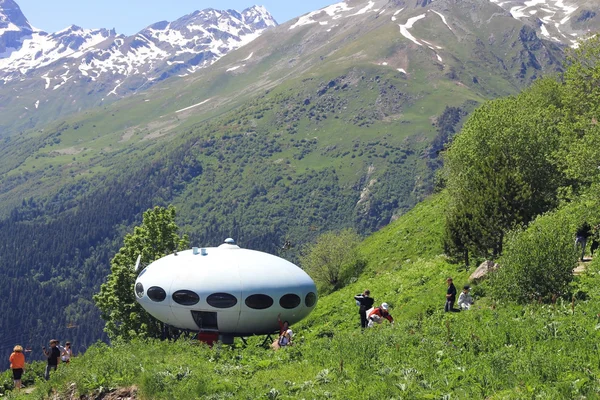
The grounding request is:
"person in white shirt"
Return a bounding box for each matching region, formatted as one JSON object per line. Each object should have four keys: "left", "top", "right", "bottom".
{"left": 458, "top": 285, "right": 474, "bottom": 310}
{"left": 61, "top": 342, "right": 72, "bottom": 364}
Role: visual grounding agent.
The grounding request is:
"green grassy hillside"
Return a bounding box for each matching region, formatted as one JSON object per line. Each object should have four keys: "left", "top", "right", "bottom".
{"left": 6, "top": 193, "right": 600, "bottom": 399}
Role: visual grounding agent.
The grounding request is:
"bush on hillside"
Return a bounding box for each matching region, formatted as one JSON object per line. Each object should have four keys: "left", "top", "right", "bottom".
{"left": 490, "top": 211, "right": 578, "bottom": 303}
{"left": 299, "top": 228, "right": 364, "bottom": 292}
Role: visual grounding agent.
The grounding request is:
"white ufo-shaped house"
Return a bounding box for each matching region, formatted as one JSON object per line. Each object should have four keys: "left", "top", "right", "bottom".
{"left": 135, "top": 239, "right": 318, "bottom": 343}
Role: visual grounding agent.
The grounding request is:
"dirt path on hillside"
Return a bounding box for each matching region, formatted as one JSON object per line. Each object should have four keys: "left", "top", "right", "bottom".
{"left": 573, "top": 257, "right": 593, "bottom": 275}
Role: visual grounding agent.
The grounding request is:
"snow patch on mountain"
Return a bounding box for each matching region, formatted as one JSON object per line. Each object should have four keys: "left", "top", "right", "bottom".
{"left": 289, "top": 0, "right": 383, "bottom": 30}
{"left": 399, "top": 14, "right": 426, "bottom": 46}
{"left": 176, "top": 98, "right": 211, "bottom": 113}
{"left": 349, "top": 1, "right": 375, "bottom": 16}
{"left": 391, "top": 8, "right": 404, "bottom": 22}
{"left": 430, "top": 10, "right": 452, "bottom": 31}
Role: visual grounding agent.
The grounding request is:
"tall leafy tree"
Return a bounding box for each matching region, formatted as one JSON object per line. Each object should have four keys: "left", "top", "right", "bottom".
{"left": 443, "top": 78, "right": 564, "bottom": 260}
{"left": 555, "top": 34, "right": 600, "bottom": 188}
{"left": 94, "top": 206, "right": 189, "bottom": 342}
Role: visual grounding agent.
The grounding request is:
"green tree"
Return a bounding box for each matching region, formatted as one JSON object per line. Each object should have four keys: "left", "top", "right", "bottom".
{"left": 94, "top": 206, "right": 189, "bottom": 342}
{"left": 443, "top": 79, "right": 564, "bottom": 260}
{"left": 555, "top": 34, "right": 600, "bottom": 188}
{"left": 300, "top": 228, "right": 363, "bottom": 291}
{"left": 490, "top": 211, "right": 578, "bottom": 303}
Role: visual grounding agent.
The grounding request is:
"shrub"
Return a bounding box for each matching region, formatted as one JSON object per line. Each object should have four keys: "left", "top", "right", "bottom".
{"left": 490, "top": 211, "right": 578, "bottom": 303}
{"left": 299, "top": 229, "right": 364, "bottom": 292}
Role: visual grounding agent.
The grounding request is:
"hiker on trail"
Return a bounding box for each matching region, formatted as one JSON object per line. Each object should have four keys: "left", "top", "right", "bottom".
{"left": 458, "top": 285, "right": 474, "bottom": 310}
{"left": 575, "top": 222, "right": 592, "bottom": 261}
{"left": 445, "top": 277, "right": 459, "bottom": 312}
{"left": 43, "top": 339, "right": 61, "bottom": 380}
{"left": 9, "top": 345, "right": 25, "bottom": 391}
{"left": 272, "top": 314, "right": 293, "bottom": 350}
{"left": 367, "top": 303, "right": 394, "bottom": 327}
{"left": 61, "top": 342, "right": 72, "bottom": 364}
{"left": 354, "top": 289, "right": 374, "bottom": 329}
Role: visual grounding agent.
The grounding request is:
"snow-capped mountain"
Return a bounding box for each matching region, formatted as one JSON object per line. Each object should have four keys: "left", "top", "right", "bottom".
{"left": 0, "top": 0, "right": 33, "bottom": 52}
{"left": 0, "top": 1, "right": 276, "bottom": 106}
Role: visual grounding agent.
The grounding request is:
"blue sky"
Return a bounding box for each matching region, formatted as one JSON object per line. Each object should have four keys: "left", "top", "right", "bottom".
{"left": 16, "top": 1, "right": 337, "bottom": 35}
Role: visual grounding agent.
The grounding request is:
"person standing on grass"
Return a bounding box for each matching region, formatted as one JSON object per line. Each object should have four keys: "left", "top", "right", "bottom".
{"left": 9, "top": 345, "right": 25, "bottom": 391}
{"left": 43, "top": 339, "right": 61, "bottom": 380}
{"left": 445, "top": 277, "right": 459, "bottom": 312}
{"left": 354, "top": 289, "right": 374, "bottom": 329}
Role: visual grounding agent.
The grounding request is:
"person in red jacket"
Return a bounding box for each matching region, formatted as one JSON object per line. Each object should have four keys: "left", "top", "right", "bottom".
{"left": 367, "top": 303, "right": 393, "bottom": 327}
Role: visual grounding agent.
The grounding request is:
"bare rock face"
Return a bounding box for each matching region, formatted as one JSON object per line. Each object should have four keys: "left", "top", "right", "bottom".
{"left": 469, "top": 260, "right": 499, "bottom": 282}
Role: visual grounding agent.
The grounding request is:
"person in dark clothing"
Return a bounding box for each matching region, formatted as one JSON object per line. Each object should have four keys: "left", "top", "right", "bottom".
{"left": 591, "top": 239, "right": 599, "bottom": 257}
{"left": 575, "top": 222, "right": 592, "bottom": 261}
{"left": 445, "top": 278, "right": 459, "bottom": 312}
{"left": 590, "top": 224, "right": 600, "bottom": 257}
{"left": 43, "top": 339, "right": 61, "bottom": 380}
{"left": 354, "top": 289, "right": 374, "bottom": 329}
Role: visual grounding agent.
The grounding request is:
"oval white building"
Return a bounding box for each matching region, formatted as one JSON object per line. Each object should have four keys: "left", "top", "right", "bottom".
{"left": 134, "top": 239, "right": 318, "bottom": 342}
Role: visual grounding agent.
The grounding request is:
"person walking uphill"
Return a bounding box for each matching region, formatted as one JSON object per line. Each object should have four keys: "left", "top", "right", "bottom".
{"left": 43, "top": 339, "right": 61, "bottom": 380}
{"left": 9, "top": 345, "right": 25, "bottom": 391}
{"left": 445, "top": 278, "right": 459, "bottom": 312}
{"left": 354, "top": 289, "right": 374, "bottom": 329}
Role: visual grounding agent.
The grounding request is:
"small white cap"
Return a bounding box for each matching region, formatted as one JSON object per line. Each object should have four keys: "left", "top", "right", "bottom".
{"left": 224, "top": 238, "right": 236, "bottom": 244}
{"left": 381, "top": 303, "right": 389, "bottom": 310}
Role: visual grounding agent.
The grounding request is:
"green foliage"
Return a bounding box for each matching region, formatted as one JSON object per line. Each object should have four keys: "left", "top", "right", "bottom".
{"left": 490, "top": 211, "right": 578, "bottom": 303}
{"left": 299, "top": 228, "right": 364, "bottom": 291}
{"left": 558, "top": 34, "right": 600, "bottom": 186}
{"left": 444, "top": 78, "right": 564, "bottom": 260}
{"left": 94, "top": 206, "right": 189, "bottom": 342}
